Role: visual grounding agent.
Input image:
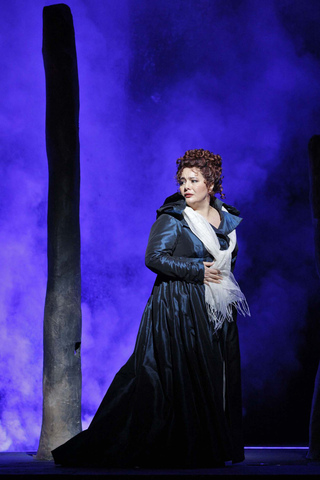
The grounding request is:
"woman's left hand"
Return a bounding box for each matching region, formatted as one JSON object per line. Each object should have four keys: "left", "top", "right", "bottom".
{"left": 203, "top": 261, "right": 222, "bottom": 286}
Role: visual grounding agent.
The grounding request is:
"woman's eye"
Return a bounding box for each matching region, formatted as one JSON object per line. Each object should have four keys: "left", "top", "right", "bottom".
{"left": 191, "top": 180, "right": 198, "bottom": 183}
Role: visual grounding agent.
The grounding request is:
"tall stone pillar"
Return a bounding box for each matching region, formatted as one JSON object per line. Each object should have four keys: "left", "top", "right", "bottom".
{"left": 36, "top": 4, "right": 82, "bottom": 460}
{"left": 307, "top": 135, "right": 320, "bottom": 461}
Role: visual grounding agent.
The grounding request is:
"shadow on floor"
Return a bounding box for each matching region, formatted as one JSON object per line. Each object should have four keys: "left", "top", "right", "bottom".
{"left": 0, "top": 447, "right": 320, "bottom": 476}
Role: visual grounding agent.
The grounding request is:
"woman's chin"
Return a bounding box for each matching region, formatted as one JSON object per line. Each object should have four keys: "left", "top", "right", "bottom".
{"left": 185, "top": 198, "right": 198, "bottom": 209}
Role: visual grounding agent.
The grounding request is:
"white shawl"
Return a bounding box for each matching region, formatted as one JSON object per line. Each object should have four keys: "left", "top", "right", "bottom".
{"left": 182, "top": 205, "right": 250, "bottom": 332}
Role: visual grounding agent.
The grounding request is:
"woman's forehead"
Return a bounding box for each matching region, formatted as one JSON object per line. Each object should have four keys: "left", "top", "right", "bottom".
{"left": 180, "top": 167, "right": 202, "bottom": 178}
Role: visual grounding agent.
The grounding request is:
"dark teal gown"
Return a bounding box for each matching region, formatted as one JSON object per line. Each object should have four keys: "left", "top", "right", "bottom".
{"left": 52, "top": 193, "right": 244, "bottom": 468}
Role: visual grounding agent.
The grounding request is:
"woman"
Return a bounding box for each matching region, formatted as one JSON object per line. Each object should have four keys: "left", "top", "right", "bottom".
{"left": 52, "top": 148, "right": 249, "bottom": 468}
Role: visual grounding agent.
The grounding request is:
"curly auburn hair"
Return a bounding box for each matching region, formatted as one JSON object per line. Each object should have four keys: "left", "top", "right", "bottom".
{"left": 175, "top": 148, "right": 225, "bottom": 199}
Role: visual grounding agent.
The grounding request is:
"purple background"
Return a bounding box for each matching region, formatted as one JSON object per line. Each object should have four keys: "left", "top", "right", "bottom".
{"left": 1, "top": 0, "right": 320, "bottom": 451}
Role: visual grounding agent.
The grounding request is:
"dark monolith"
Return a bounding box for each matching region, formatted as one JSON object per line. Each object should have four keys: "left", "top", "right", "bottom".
{"left": 307, "top": 135, "right": 320, "bottom": 460}
{"left": 36, "top": 4, "right": 82, "bottom": 460}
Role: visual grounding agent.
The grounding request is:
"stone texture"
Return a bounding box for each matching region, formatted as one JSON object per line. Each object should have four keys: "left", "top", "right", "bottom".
{"left": 36, "top": 3, "right": 82, "bottom": 460}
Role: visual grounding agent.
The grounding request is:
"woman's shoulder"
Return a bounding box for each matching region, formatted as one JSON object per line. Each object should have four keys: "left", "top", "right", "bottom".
{"left": 156, "top": 192, "right": 186, "bottom": 220}
{"left": 148, "top": 211, "right": 183, "bottom": 241}
{"left": 212, "top": 197, "right": 241, "bottom": 217}
{"left": 212, "top": 197, "right": 243, "bottom": 233}
{"left": 222, "top": 202, "right": 241, "bottom": 216}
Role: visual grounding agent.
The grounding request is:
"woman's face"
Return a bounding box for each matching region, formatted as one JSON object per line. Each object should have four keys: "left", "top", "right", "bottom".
{"left": 179, "top": 167, "right": 211, "bottom": 208}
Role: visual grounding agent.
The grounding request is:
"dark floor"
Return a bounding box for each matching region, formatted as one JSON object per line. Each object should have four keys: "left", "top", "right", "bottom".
{"left": 0, "top": 447, "right": 320, "bottom": 476}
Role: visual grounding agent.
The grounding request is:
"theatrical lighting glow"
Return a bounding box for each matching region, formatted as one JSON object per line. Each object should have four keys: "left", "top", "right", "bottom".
{"left": 0, "top": 0, "right": 320, "bottom": 452}
{"left": 245, "top": 447, "right": 308, "bottom": 450}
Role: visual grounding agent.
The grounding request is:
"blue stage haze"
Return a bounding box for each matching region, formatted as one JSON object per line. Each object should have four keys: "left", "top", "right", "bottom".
{"left": 0, "top": 0, "right": 319, "bottom": 450}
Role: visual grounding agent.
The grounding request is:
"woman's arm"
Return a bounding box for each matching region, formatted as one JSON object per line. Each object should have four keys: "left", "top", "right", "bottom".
{"left": 145, "top": 214, "right": 204, "bottom": 284}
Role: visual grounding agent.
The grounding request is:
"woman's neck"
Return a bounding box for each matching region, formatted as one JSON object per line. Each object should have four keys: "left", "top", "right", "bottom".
{"left": 190, "top": 197, "right": 212, "bottom": 217}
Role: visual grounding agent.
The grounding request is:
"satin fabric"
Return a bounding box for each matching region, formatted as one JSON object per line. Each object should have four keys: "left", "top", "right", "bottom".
{"left": 52, "top": 193, "right": 244, "bottom": 468}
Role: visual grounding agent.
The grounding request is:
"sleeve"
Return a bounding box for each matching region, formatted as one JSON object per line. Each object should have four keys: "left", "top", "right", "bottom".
{"left": 145, "top": 214, "right": 205, "bottom": 284}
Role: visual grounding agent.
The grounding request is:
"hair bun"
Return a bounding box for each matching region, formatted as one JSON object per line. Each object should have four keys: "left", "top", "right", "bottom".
{"left": 175, "top": 149, "right": 225, "bottom": 199}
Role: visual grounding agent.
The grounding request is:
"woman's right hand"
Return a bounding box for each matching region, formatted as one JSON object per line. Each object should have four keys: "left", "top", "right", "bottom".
{"left": 203, "top": 261, "right": 222, "bottom": 286}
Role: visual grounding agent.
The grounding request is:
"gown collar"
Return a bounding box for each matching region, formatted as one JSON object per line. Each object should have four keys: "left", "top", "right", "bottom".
{"left": 157, "top": 192, "right": 242, "bottom": 235}
{"left": 212, "top": 197, "right": 243, "bottom": 235}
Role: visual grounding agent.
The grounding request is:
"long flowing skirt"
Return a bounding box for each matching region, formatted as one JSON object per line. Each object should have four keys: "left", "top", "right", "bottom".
{"left": 52, "top": 279, "right": 244, "bottom": 468}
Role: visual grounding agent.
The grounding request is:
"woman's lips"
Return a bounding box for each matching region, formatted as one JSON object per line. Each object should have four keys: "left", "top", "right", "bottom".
{"left": 185, "top": 194, "right": 193, "bottom": 197}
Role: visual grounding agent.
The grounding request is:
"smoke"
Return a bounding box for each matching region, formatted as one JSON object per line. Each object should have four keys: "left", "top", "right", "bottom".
{"left": 0, "top": 0, "right": 320, "bottom": 450}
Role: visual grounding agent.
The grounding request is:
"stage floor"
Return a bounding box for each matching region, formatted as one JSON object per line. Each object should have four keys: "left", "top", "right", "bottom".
{"left": 0, "top": 447, "right": 319, "bottom": 476}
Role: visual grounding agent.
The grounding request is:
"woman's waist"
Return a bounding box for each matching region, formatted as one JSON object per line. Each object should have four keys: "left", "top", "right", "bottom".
{"left": 174, "top": 255, "right": 214, "bottom": 263}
